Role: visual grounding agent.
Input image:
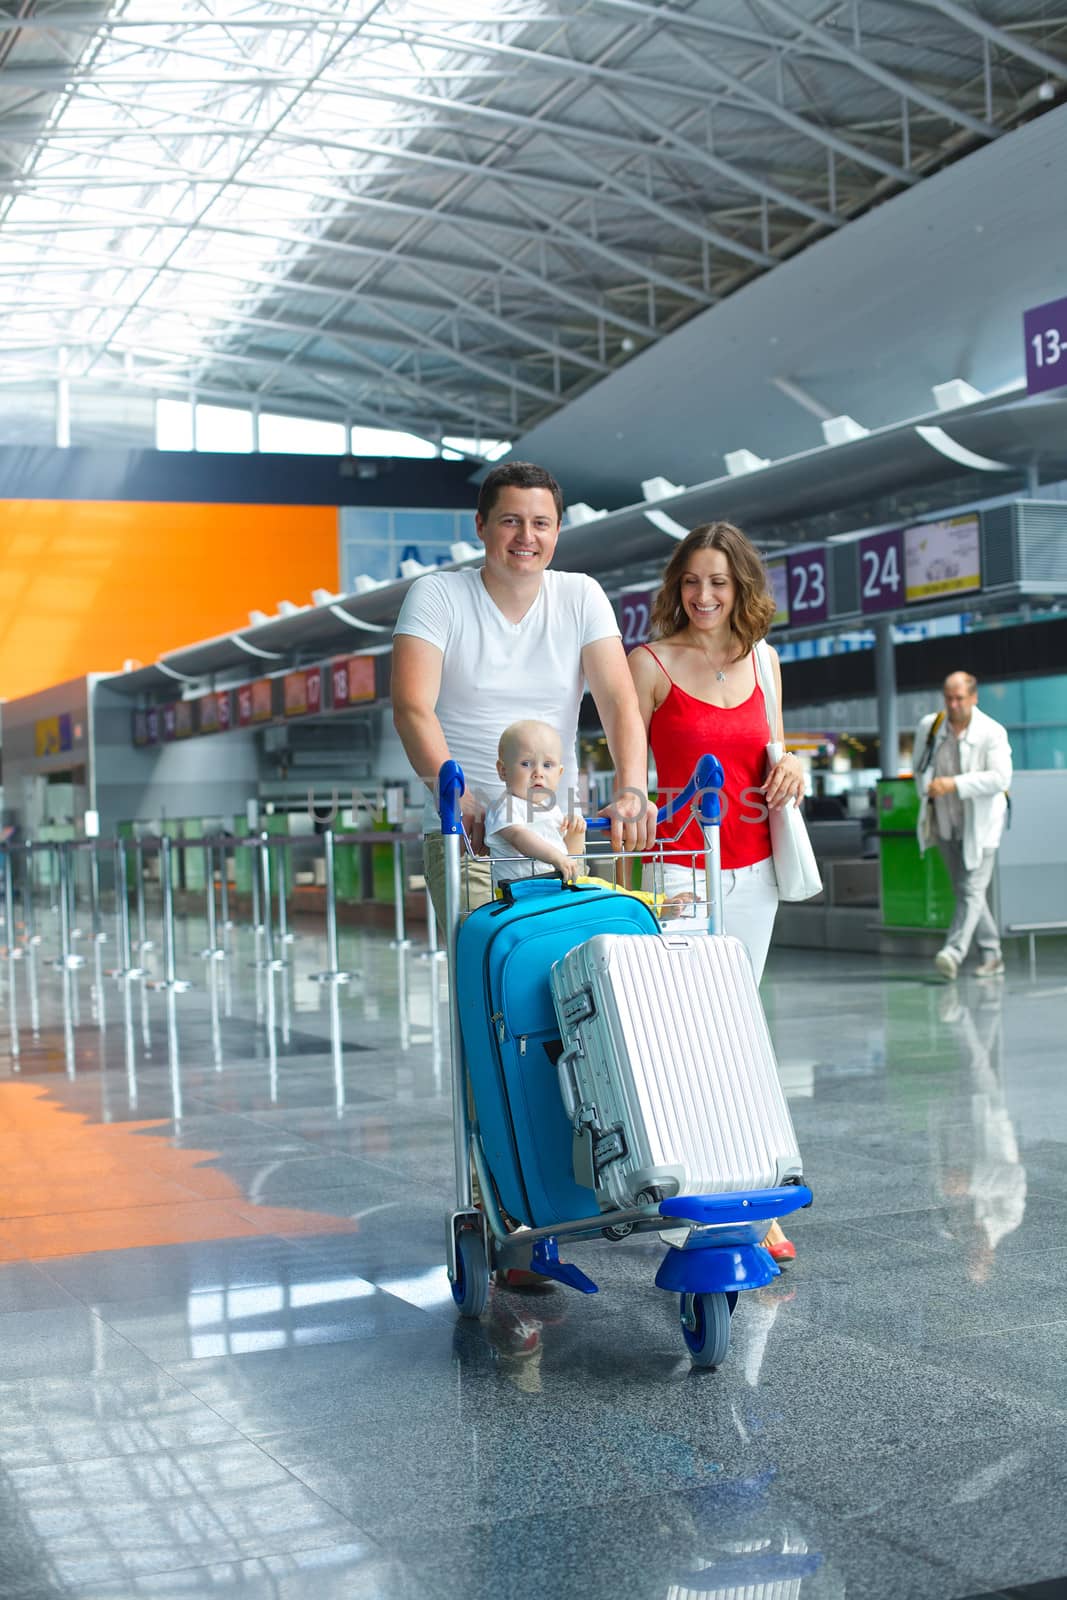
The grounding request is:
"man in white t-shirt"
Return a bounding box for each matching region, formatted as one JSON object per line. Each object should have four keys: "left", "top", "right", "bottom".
{"left": 392, "top": 460, "right": 655, "bottom": 921}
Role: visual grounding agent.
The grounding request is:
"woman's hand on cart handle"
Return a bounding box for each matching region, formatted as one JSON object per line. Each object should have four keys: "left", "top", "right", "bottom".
{"left": 587, "top": 754, "right": 725, "bottom": 837}
{"left": 762, "top": 751, "right": 805, "bottom": 810}
{"left": 597, "top": 787, "right": 656, "bottom": 854}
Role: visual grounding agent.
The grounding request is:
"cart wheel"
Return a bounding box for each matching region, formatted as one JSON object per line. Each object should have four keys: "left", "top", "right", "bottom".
{"left": 452, "top": 1228, "right": 490, "bottom": 1318}
{"left": 680, "top": 1291, "right": 731, "bottom": 1368}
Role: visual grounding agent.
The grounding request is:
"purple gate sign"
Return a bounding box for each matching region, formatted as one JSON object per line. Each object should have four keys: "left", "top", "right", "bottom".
{"left": 859, "top": 527, "right": 904, "bottom": 615}
{"left": 618, "top": 588, "right": 654, "bottom": 652}
{"left": 786, "top": 546, "right": 829, "bottom": 625}
{"left": 1024, "top": 296, "right": 1067, "bottom": 396}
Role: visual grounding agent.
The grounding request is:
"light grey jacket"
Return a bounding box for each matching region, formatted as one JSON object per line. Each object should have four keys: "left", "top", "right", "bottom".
{"left": 913, "top": 704, "right": 1012, "bottom": 872}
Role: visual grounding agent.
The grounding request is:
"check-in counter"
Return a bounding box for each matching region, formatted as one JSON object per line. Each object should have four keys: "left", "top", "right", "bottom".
{"left": 775, "top": 770, "right": 1067, "bottom": 959}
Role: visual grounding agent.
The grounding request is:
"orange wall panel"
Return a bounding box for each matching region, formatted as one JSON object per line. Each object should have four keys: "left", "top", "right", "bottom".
{"left": 0, "top": 500, "right": 339, "bottom": 700}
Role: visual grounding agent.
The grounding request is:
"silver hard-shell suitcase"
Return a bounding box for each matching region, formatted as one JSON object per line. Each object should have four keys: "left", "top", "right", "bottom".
{"left": 552, "top": 931, "right": 802, "bottom": 1211}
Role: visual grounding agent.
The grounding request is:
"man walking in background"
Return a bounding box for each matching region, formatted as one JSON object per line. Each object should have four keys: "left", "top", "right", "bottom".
{"left": 914, "top": 672, "right": 1013, "bottom": 980}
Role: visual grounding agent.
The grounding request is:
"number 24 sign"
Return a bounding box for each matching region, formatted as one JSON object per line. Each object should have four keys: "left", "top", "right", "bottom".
{"left": 859, "top": 527, "right": 904, "bottom": 615}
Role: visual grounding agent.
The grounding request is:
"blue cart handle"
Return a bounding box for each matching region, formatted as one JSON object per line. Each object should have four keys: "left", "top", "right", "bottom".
{"left": 437, "top": 760, "right": 465, "bottom": 836}
{"left": 585, "top": 751, "right": 724, "bottom": 833}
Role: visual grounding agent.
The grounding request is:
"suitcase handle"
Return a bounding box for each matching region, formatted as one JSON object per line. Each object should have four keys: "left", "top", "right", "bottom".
{"left": 557, "top": 1049, "right": 579, "bottom": 1118}
{"left": 584, "top": 751, "right": 725, "bottom": 832}
{"left": 496, "top": 871, "right": 589, "bottom": 904}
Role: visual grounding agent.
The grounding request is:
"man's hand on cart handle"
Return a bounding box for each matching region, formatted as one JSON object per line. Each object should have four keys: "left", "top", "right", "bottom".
{"left": 599, "top": 787, "right": 656, "bottom": 854}
{"left": 462, "top": 795, "right": 487, "bottom": 854}
{"left": 762, "top": 752, "right": 805, "bottom": 810}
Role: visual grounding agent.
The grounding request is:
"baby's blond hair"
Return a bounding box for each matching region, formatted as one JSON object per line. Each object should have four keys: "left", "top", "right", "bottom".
{"left": 497, "top": 719, "right": 562, "bottom": 766}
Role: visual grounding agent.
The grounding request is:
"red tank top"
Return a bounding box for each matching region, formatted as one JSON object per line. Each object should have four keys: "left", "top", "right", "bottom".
{"left": 642, "top": 645, "right": 772, "bottom": 870}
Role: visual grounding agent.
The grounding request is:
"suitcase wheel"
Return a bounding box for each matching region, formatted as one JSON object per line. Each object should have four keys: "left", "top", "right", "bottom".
{"left": 452, "top": 1228, "right": 490, "bottom": 1319}
{"left": 679, "top": 1291, "right": 732, "bottom": 1368}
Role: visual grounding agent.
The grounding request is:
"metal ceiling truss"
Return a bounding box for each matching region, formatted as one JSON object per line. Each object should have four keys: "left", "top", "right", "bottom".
{"left": 0, "top": 0, "right": 1063, "bottom": 448}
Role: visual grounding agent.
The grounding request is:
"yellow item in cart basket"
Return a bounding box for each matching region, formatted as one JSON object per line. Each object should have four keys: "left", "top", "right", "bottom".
{"left": 495, "top": 874, "right": 695, "bottom": 919}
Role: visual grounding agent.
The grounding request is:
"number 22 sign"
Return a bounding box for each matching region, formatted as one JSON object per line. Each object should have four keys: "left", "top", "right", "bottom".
{"left": 786, "top": 548, "right": 829, "bottom": 624}
{"left": 618, "top": 589, "right": 654, "bottom": 652}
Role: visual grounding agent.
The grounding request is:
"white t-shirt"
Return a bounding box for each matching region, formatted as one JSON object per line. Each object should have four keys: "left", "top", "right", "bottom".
{"left": 393, "top": 567, "right": 620, "bottom": 830}
{"left": 485, "top": 793, "right": 568, "bottom": 884}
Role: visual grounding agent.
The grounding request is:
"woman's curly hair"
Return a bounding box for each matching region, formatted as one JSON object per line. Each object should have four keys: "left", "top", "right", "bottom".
{"left": 649, "top": 521, "right": 776, "bottom": 656}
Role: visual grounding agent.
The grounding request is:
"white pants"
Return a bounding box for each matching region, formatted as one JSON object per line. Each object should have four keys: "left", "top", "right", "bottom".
{"left": 658, "top": 856, "right": 779, "bottom": 984}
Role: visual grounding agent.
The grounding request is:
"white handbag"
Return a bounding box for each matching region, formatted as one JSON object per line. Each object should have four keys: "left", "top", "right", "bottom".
{"left": 753, "top": 641, "right": 823, "bottom": 903}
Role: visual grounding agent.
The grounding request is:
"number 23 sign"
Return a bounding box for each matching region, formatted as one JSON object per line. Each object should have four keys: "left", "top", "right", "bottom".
{"left": 786, "top": 548, "right": 829, "bottom": 624}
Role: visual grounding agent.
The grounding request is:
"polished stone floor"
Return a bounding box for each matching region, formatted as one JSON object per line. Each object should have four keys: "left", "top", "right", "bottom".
{"left": 0, "top": 902, "right": 1065, "bottom": 1600}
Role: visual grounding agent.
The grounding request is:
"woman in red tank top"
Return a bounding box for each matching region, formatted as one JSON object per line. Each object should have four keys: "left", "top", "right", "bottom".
{"left": 629, "top": 520, "right": 806, "bottom": 1265}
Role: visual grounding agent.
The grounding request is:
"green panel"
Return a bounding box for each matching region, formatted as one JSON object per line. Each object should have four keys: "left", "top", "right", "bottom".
{"left": 182, "top": 820, "right": 205, "bottom": 891}
{"left": 880, "top": 837, "right": 954, "bottom": 929}
{"left": 233, "top": 847, "right": 254, "bottom": 895}
{"left": 231, "top": 817, "right": 292, "bottom": 896}
{"left": 876, "top": 778, "right": 920, "bottom": 834}
{"left": 263, "top": 814, "right": 292, "bottom": 894}
{"left": 333, "top": 843, "right": 363, "bottom": 902}
{"left": 371, "top": 820, "right": 397, "bottom": 902}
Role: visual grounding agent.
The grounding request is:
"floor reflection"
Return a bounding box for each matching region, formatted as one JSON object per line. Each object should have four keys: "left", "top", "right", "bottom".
{"left": 0, "top": 910, "right": 1063, "bottom": 1599}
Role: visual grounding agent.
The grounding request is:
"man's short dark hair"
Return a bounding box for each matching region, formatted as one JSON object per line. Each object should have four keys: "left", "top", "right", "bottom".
{"left": 476, "top": 461, "right": 563, "bottom": 524}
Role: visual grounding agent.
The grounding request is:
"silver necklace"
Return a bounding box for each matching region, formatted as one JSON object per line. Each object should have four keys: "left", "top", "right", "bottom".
{"left": 716, "top": 668, "right": 726, "bottom": 683}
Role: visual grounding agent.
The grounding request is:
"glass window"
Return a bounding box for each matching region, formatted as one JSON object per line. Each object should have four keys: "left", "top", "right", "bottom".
{"left": 196, "top": 404, "right": 254, "bottom": 453}
{"left": 982, "top": 679, "right": 1024, "bottom": 724}
{"left": 442, "top": 435, "right": 511, "bottom": 462}
{"left": 259, "top": 414, "right": 346, "bottom": 455}
{"left": 1021, "top": 675, "right": 1067, "bottom": 723}
{"left": 1019, "top": 728, "right": 1067, "bottom": 770}
{"left": 156, "top": 399, "right": 194, "bottom": 451}
{"left": 349, "top": 426, "right": 436, "bottom": 458}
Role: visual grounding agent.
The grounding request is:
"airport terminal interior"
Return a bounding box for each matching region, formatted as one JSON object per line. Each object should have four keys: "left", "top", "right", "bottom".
{"left": 2, "top": 3, "right": 1067, "bottom": 1596}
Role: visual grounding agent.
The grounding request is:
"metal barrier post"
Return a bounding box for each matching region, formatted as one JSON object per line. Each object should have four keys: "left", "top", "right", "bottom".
{"left": 219, "top": 846, "right": 233, "bottom": 930}
{"left": 417, "top": 882, "right": 443, "bottom": 961}
{"left": 255, "top": 835, "right": 284, "bottom": 970}
{"left": 134, "top": 839, "right": 154, "bottom": 954}
{"left": 47, "top": 842, "right": 59, "bottom": 923}
{"left": 108, "top": 839, "right": 144, "bottom": 981}
{"left": 22, "top": 840, "right": 40, "bottom": 948}
{"left": 1, "top": 849, "right": 21, "bottom": 960}
{"left": 148, "top": 836, "right": 191, "bottom": 992}
{"left": 201, "top": 843, "right": 225, "bottom": 961}
{"left": 311, "top": 829, "right": 352, "bottom": 986}
{"left": 89, "top": 847, "right": 106, "bottom": 944}
{"left": 251, "top": 840, "right": 263, "bottom": 934}
{"left": 54, "top": 844, "right": 85, "bottom": 970}
{"left": 390, "top": 835, "right": 411, "bottom": 949}
{"left": 68, "top": 843, "right": 84, "bottom": 944}
{"left": 277, "top": 840, "right": 293, "bottom": 944}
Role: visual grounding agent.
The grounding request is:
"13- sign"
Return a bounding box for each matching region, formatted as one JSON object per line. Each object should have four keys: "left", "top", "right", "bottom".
{"left": 1024, "top": 295, "right": 1067, "bottom": 397}
{"left": 859, "top": 527, "right": 904, "bottom": 614}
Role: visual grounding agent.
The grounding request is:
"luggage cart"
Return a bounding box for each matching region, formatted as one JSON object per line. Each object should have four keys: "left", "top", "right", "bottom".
{"left": 439, "top": 753, "right": 812, "bottom": 1369}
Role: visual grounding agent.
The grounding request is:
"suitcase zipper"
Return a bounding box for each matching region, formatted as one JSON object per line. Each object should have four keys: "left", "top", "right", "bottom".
{"left": 491, "top": 1010, "right": 506, "bottom": 1043}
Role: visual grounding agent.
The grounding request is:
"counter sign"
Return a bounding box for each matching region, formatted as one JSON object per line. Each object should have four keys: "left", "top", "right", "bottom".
{"left": 1024, "top": 296, "right": 1067, "bottom": 396}
{"left": 859, "top": 528, "right": 904, "bottom": 614}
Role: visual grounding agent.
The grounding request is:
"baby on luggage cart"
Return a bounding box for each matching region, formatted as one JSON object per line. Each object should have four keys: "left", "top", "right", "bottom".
{"left": 484, "top": 720, "right": 586, "bottom": 887}
{"left": 484, "top": 718, "right": 694, "bottom": 917}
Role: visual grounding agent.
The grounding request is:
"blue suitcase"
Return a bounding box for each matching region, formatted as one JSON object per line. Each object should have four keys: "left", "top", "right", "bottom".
{"left": 456, "top": 877, "right": 659, "bottom": 1227}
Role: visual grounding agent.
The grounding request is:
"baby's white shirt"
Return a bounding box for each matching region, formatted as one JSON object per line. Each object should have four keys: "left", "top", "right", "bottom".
{"left": 484, "top": 793, "right": 570, "bottom": 884}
